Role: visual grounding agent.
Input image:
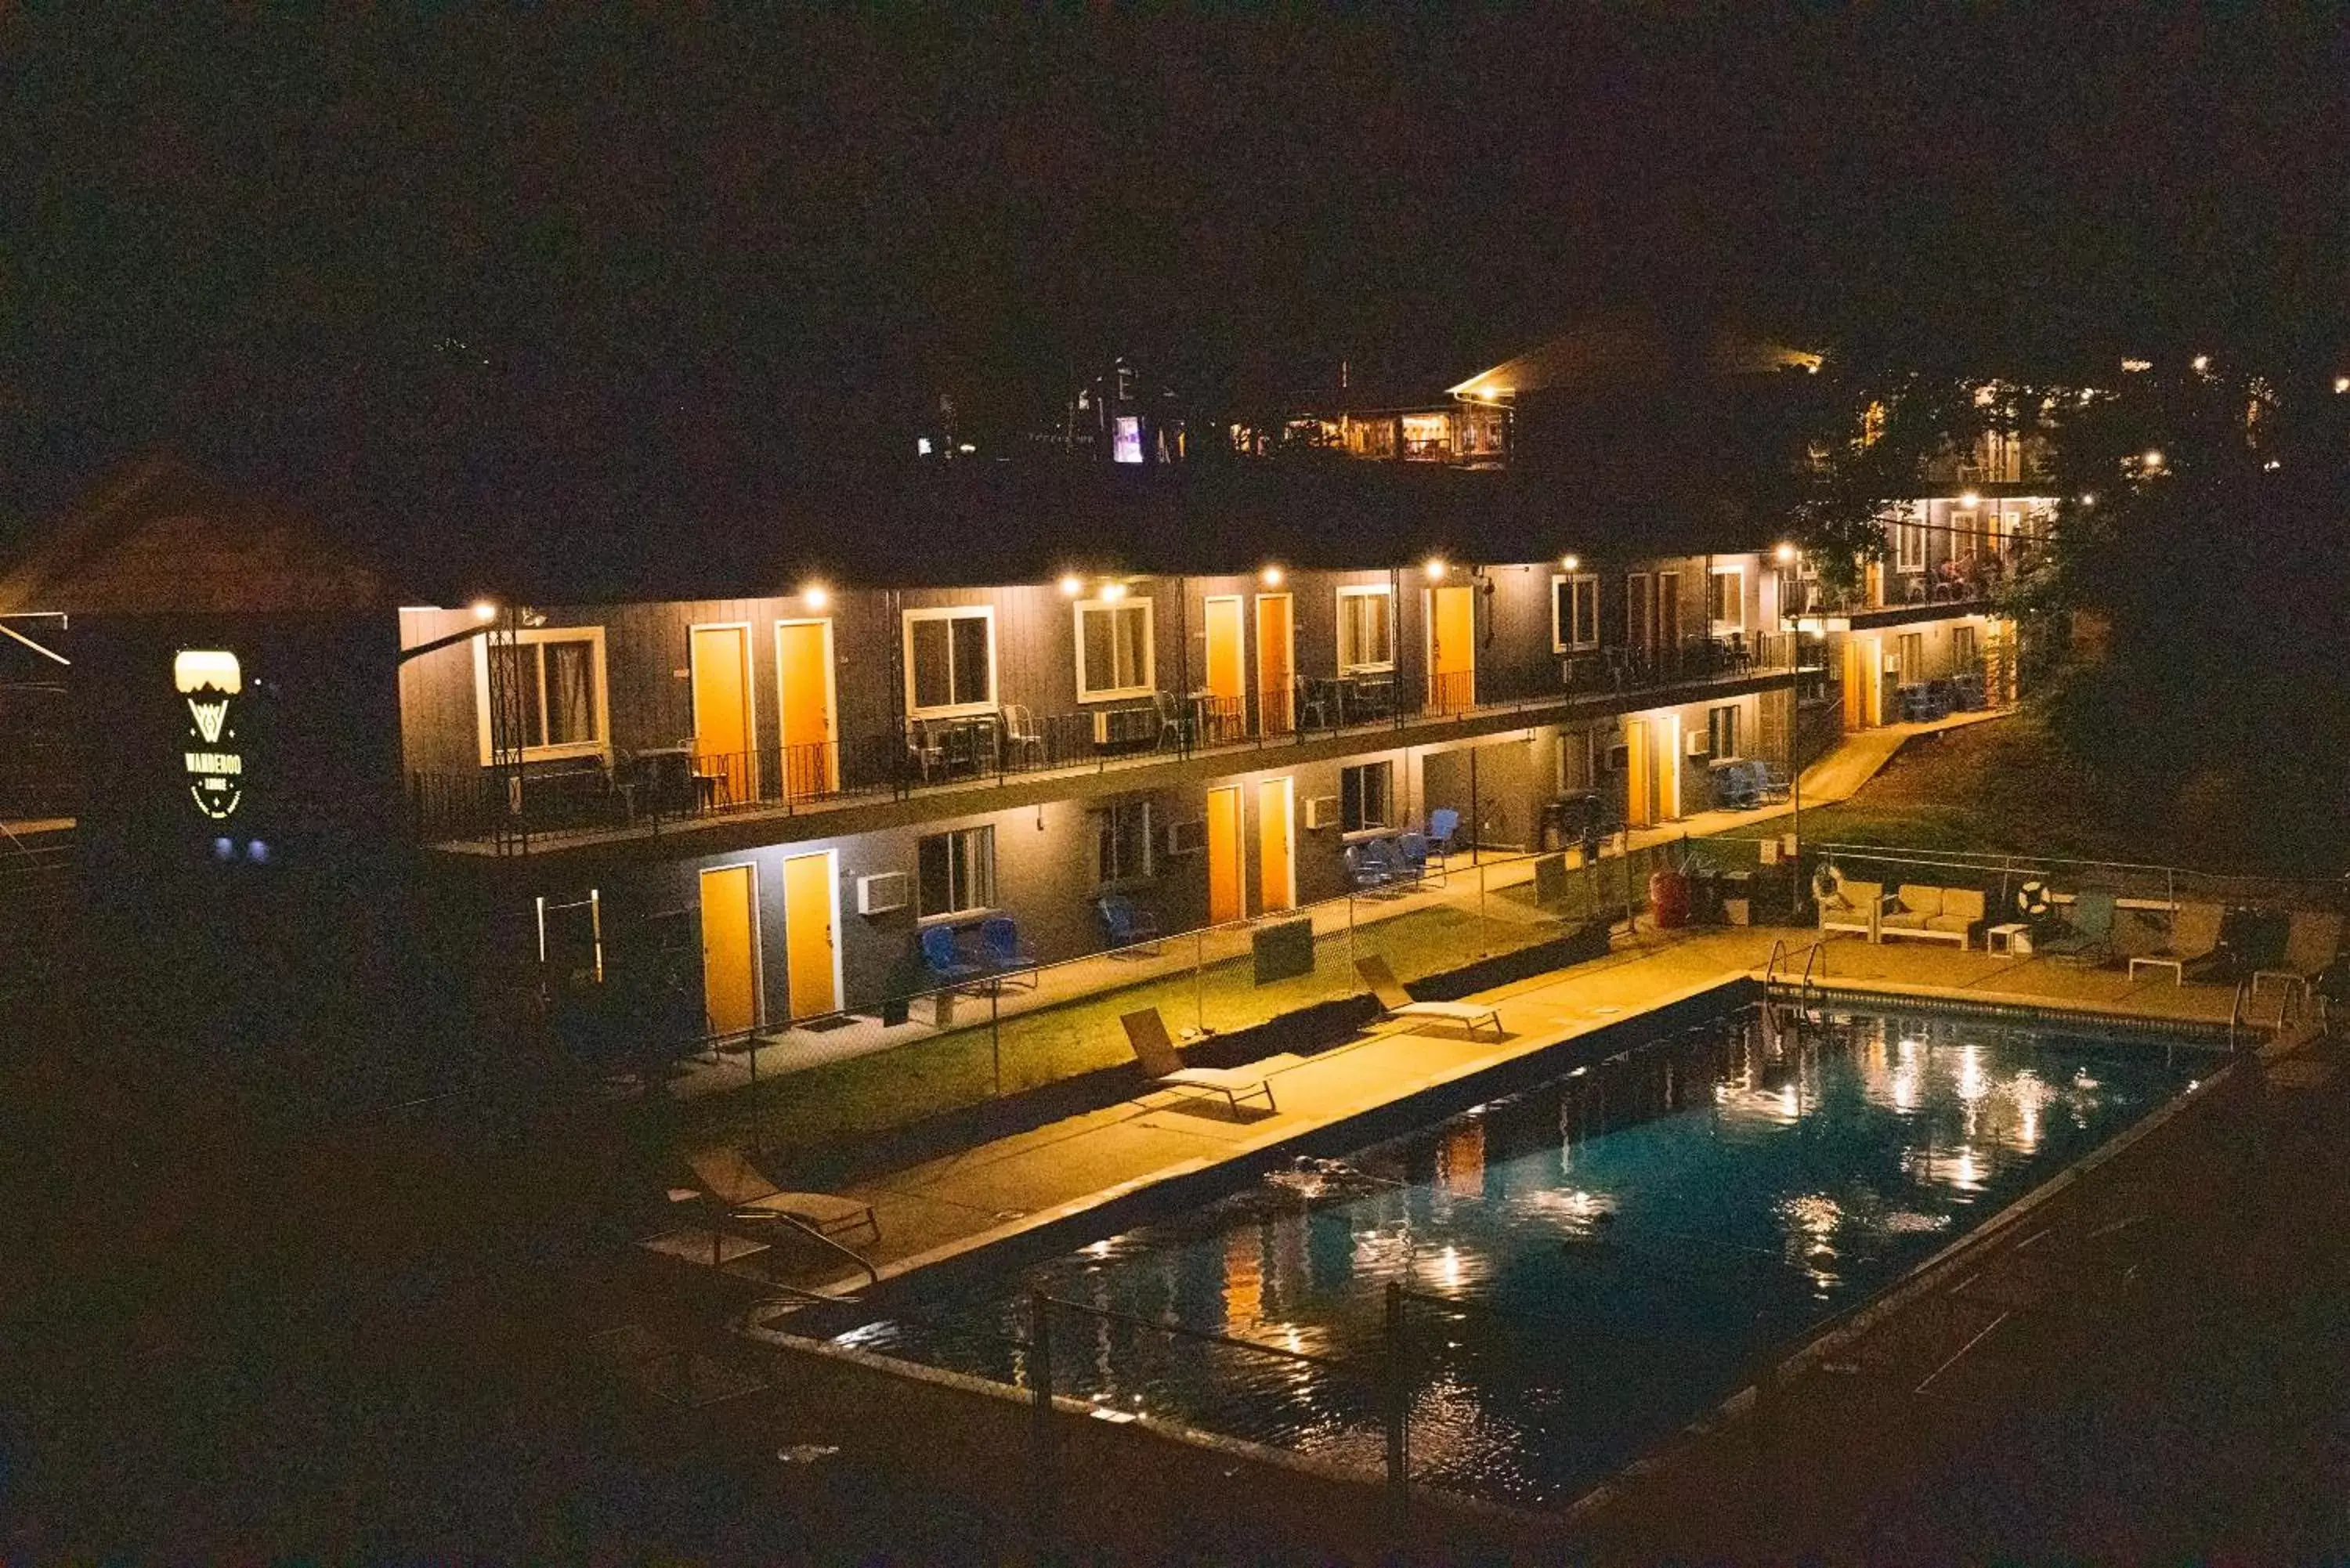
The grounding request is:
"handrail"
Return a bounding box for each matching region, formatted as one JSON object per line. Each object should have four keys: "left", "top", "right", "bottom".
{"left": 739, "top": 1209, "right": 880, "bottom": 1288}
{"left": 1763, "top": 938, "right": 1790, "bottom": 988}
{"left": 2229, "top": 977, "right": 2249, "bottom": 1053}
{"left": 1799, "top": 938, "right": 1828, "bottom": 995}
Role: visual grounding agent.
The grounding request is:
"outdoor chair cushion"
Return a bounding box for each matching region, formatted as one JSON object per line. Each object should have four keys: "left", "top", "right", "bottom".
{"left": 1879, "top": 884, "right": 1942, "bottom": 929}
{"left": 1821, "top": 878, "right": 1884, "bottom": 918}
{"left": 1925, "top": 887, "right": 1986, "bottom": 934}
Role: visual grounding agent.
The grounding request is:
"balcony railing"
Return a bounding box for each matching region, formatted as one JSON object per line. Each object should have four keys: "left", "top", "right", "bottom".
{"left": 411, "top": 633, "right": 1799, "bottom": 850}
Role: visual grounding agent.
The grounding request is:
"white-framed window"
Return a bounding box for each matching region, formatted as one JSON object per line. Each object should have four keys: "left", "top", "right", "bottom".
{"left": 1340, "top": 760, "right": 1394, "bottom": 833}
{"left": 1551, "top": 573, "right": 1600, "bottom": 652}
{"left": 473, "top": 626, "right": 609, "bottom": 764}
{"left": 1075, "top": 597, "right": 1155, "bottom": 703}
{"left": 1095, "top": 798, "right": 1155, "bottom": 885}
{"left": 903, "top": 605, "right": 997, "bottom": 718}
{"left": 1336, "top": 584, "right": 1395, "bottom": 673}
{"left": 1904, "top": 516, "right": 1935, "bottom": 572}
{"left": 917, "top": 825, "right": 996, "bottom": 918}
{"left": 1706, "top": 704, "right": 1741, "bottom": 758}
{"left": 1708, "top": 565, "right": 1745, "bottom": 633}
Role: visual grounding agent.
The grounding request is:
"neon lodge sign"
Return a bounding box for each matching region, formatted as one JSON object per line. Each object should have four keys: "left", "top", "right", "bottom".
{"left": 176, "top": 649, "right": 245, "bottom": 820}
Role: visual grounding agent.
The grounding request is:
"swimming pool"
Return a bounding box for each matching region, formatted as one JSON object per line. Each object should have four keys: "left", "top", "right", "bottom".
{"left": 837, "top": 1005, "right": 2210, "bottom": 1510}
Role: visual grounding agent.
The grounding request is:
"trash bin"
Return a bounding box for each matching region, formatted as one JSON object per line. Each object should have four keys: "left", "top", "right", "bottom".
{"left": 1722, "top": 869, "right": 1755, "bottom": 926}
{"left": 1649, "top": 869, "right": 1690, "bottom": 929}
{"left": 1687, "top": 867, "right": 1722, "bottom": 923}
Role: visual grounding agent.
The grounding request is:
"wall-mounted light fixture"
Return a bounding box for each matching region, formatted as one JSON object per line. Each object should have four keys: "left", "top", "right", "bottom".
{"left": 1260, "top": 565, "right": 1285, "bottom": 587}
{"left": 1560, "top": 554, "right": 1580, "bottom": 572}
{"left": 1424, "top": 556, "right": 1448, "bottom": 581}
{"left": 1058, "top": 573, "right": 1084, "bottom": 597}
{"left": 801, "top": 582, "right": 830, "bottom": 610}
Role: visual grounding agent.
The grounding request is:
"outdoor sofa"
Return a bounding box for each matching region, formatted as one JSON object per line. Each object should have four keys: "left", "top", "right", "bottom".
{"left": 1878, "top": 884, "right": 1987, "bottom": 948}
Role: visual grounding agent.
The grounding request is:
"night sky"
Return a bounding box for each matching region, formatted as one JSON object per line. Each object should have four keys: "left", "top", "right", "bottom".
{"left": 7, "top": 9, "right": 2348, "bottom": 529}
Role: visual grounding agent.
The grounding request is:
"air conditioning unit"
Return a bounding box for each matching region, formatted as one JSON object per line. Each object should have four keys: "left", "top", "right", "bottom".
{"left": 1687, "top": 731, "right": 1713, "bottom": 758}
{"left": 1301, "top": 794, "right": 1340, "bottom": 829}
{"left": 1603, "top": 742, "right": 1629, "bottom": 772}
{"left": 856, "top": 871, "right": 910, "bottom": 916}
{"left": 1163, "top": 819, "right": 1206, "bottom": 857}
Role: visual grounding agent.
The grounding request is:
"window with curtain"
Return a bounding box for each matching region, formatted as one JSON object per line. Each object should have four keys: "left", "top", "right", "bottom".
{"left": 1336, "top": 586, "right": 1394, "bottom": 671}
{"left": 1708, "top": 568, "right": 1744, "bottom": 631}
{"left": 1076, "top": 599, "right": 1154, "bottom": 699}
{"left": 1553, "top": 573, "right": 1600, "bottom": 652}
{"left": 1707, "top": 704, "right": 1741, "bottom": 758}
{"left": 1094, "top": 799, "right": 1155, "bottom": 884}
{"left": 917, "top": 826, "right": 996, "bottom": 916}
{"left": 479, "top": 630, "right": 606, "bottom": 761}
{"left": 906, "top": 608, "right": 996, "bottom": 716}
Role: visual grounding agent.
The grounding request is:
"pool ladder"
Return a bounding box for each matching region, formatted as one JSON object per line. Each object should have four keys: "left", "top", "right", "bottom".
{"left": 1767, "top": 940, "right": 1833, "bottom": 1034}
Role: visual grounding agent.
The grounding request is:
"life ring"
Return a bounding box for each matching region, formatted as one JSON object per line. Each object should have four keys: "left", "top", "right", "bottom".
{"left": 2016, "top": 880, "right": 2052, "bottom": 919}
{"left": 1813, "top": 862, "right": 1844, "bottom": 907}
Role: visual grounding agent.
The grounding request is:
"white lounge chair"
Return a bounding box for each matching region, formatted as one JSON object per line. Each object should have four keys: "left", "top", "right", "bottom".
{"left": 685, "top": 1148, "right": 880, "bottom": 1241}
{"left": 1121, "top": 1008, "right": 1293, "bottom": 1115}
{"left": 1354, "top": 956, "right": 1505, "bottom": 1040}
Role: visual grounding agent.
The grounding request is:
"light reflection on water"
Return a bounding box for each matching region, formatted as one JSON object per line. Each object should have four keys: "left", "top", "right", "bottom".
{"left": 849, "top": 1007, "right": 2198, "bottom": 1510}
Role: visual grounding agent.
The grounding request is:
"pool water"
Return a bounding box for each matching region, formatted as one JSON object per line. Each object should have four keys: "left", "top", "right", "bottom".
{"left": 841, "top": 1006, "right": 2206, "bottom": 1509}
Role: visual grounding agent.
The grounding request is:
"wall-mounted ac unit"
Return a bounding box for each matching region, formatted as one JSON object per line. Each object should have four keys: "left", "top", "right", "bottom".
{"left": 856, "top": 871, "right": 910, "bottom": 916}
{"left": 1687, "top": 731, "right": 1713, "bottom": 758}
{"left": 1164, "top": 819, "right": 1206, "bottom": 856}
{"left": 1603, "top": 742, "right": 1629, "bottom": 772}
{"left": 1301, "top": 794, "right": 1340, "bottom": 829}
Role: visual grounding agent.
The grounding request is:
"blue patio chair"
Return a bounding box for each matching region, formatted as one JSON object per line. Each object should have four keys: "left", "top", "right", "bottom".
{"left": 919, "top": 923, "right": 985, "bottom": 986}
{"left": 1097, "top": 894, "right": 1163, "bottom": 956}
{"left": 1426, "top": 808, "right": 1461, "bottom": 864}
{"left": 1359, "top": 838, "right": 1410, "bottom": 896}
{"left": 978, "top": 914, "right": 1040, "bottom": 990}
{"left": 1344, "top": 842, "right": 1390, "bottom": 894}
{"left": 1396, "top": 832, "right": 1430, "bottom": 883}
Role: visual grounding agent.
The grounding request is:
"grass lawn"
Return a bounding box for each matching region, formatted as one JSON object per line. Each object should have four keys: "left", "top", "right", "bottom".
{"left": 678, "top": 879, "right": 1593, "bottom": 1162}
{"left": 1712, "top": 710, "right": 2210, "bottom": 865}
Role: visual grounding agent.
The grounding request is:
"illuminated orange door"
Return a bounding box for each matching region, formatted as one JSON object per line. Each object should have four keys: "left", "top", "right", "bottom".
{"left": 1255, "top": 594, "right": 1294, "bottom": 735}
{"left": 1656, "top": 714, "right": 1682, "bottom": 820}
{"left": 1842, "top": 639, "right": 1865, "bottom": 730}
{"left": 776, "top": 619, "right": 837, "bottom": 796}
{"left": 692, "top": 624, "right": 754, "bottom": 800}
{"left": 1204, "top": 596, "right": 1246, "bottom": 742}
{"left": 1429, "top": 585, "right": 1476, "bottom": 710}
{"left": 1206, "top": 786, "right": 1245, "bottom": 923}
{"left": 699, "top": 863, "right": 760, "bottom": 1037}
{"left": 1256, "top": 778, "right": 1296, "bottom": 912}
{"left": 1625, "top": 717, "right": 1654, "bottom": 828}
{"left": 782, "top": 849, "right": 839, "bottom": 1020}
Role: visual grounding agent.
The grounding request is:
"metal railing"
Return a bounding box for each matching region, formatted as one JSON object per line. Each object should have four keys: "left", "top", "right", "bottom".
{"left": 413, "top": 641, "right": 1802, "bottom": 851}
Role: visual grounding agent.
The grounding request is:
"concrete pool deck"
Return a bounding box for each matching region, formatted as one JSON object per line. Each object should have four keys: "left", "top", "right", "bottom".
{"left": 689, "top": 919, "right": 2255, "bottom": 1298}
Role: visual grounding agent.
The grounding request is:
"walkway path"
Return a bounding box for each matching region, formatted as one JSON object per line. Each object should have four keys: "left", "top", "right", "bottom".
{"left": 666, "top": 710, "right": 2006, "bottom": 1105}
